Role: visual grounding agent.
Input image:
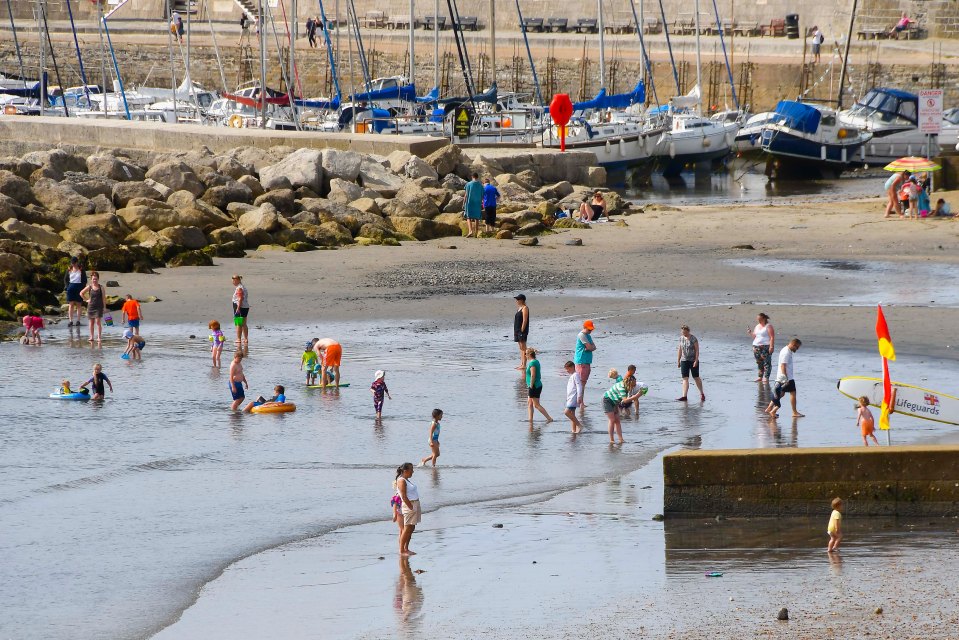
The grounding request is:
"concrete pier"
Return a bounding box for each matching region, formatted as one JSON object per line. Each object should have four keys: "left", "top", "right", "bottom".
{"left": 0, "top": 116, "right": 448, "bottom": 159}
{"left": 664, "top": 446, "right": 959, "bottom": 517}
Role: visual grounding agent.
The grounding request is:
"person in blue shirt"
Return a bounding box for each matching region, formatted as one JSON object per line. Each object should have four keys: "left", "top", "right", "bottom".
{"left": 243, "top": 385, "right": 287, "bottom": 412}
{"left": 463, "top": 173, "right": 484, "bottom": 238}
{"left": 481, "top": 177, "right": 501, "bottom": 234}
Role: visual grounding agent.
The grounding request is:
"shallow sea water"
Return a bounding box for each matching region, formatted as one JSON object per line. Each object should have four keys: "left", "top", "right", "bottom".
{"left": 2, "top": 312, "right": 958, "bottom": 639}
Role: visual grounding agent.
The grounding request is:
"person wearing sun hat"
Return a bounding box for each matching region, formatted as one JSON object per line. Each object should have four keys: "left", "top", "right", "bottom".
{"left": 371, "top": 370, "right": 392, "bottom": 421}
{"left": 513, "top": 294, "right": 530, "bottom": 370}
{"left": 573, "top": 320, "right": 597, "bottom": 408}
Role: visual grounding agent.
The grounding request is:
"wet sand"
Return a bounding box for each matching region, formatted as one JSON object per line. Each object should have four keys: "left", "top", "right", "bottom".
{"left": 88, "top": 193, "right": 959, "bottom": 638}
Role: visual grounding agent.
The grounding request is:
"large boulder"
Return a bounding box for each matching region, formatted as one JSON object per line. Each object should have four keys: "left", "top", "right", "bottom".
{"left": 214, "top": 156, "right": 255, "bottom": 180}
{"left": 159, "top": 225, "right": 207, "bottom": 250}
{"left": 425, "top": 145, "right": 463, "bottom": 177}
{"left": 292, "top": 222, "right": 338, "bottom": 247}
{"left": 321, "top": 149, "right": 362, "bottom": 182}
{"left": 350, "top": 197, "right": 381, "bottom": 216}
{"left": 201, "top": 180, "right": 253, "bottom": 210}
{"left": 144, "top": 161, "right": 206, "bottom": 196}
{"left": 90, "top": 194, "right": 116, "bottom": 215}
{"left": 113, "top": 181, "right": 163, "bottom": 208}
{"left": 253, "top": 189, "right": 295, "bottom": 214}
{"left": 258, "top": 148, "right": 323, "bottom": 193}
{"left": 14, "top": 203, "right": 69, "bottom": 231}
{"left": 386, "top": 150, "right": 413, "bottom": 173}
{"left": 167, "top": 250, "right": 214, "bottom": 268}
{"left": 69, "top": 177, "right": 116, "bottom": 201}
{"left": 357, "top": 159, "right": 405, "bottom": 197}
{"left": 116, "top": 203, "right": 178, "bottom": 231}
{"left": 1, "top": 219, "right": 61, "bottom": 247}
{"left": 60, "top": 226, "right": 118, "bottom": 250}
{"left": 394, "top": 183, "right": 440, "bottom": 219}
{"left": 144, "top": 178, "right": 174, "bottom": 200}
{"left": 32, "top": 179, "right": 95, "bottom": 217}
{"left": 65, "top": 213, "right": 130, "bottom": 243}
{"left": 86, "top": 153, "right": 145, "bottom": 182}
{"left": 381, "top": 199, "right": 420, "bottom": 218}
{"left": 0, "top": 156, "right": 39, "bottom": 180}
{"left": 318, "top": 220, "right": 353, "bottom": 245}
{"left": 0, "top": 252, "right": 33, "bottom": 279}
{"left": 405, "top": 156, "right": 439, "bottom": 180}
{"left": 237, "top": 204, "right": 281, "bottom": 235}
{"left": 0, "top": 170, "right": 35, "bottom": 206}
{"left": 498, "top": 181, "right": 545, "bottom": 207}
{"left": 327, "top": 178, "right": 363, "bottom": 204}
{"left": 585, "top": 166, "right": 607, "bottom": 188}
{"left": 388, "top": 216, "right": 461, "bottom": 241}
{"left": 22, "top": 149, "right": 87, "bottom": 175}
{"left": 237, "top": 175, "right": 265, "bottom": 199}
{"left": 208, "top": 226, "right": 246, "bottom": 246}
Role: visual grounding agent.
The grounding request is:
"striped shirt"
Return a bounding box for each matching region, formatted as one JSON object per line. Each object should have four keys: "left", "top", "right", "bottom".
{"left": 604, "top": 380, "right": 628, "bottom": 403}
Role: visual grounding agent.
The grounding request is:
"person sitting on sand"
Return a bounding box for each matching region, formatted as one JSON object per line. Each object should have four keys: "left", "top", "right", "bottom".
{"left": 932, "top": 198, "right": 953, "bottom": 217}
{"left": 579, "top": 191, "right": 606, "bottom": 222}
{"left": 243, "top": 385, "right": 287, "bottom": 413}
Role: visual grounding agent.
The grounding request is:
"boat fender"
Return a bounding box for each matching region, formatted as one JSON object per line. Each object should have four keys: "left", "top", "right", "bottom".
{"left": 702, "top": 136, "right": 711, "bottom": 148}
{"left": 669, "top": 142, "right": 676, "bottom": 158}
{"left": 619, "top": 138, "right": 626, "bottom": 156}
{"left": 820, "top": 145, "right": 827, "bottom": 160}
{"left": 725, "top": 132, "right": 735, "bottom": 148}
{"left": 228, "top": 114, "right": 244, "bottom": 128}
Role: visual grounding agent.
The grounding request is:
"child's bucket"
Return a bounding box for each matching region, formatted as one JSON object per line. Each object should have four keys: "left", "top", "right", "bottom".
{"left": 104, "top": 314, "right": 114, "bottom": 327}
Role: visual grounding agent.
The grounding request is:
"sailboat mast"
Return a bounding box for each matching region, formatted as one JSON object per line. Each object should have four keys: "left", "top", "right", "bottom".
{"left": 597, "top": 0, "right": 605, "bottom": 90}
{"left": 259, "top": 0, "right": 267, "bottom": 127}
{"left": 433, "top": 0, "right": 439, "bottom": 88}
{"left": 409, "top": 0, "right": 415, "bottom": 84}
{"left": 836, "top": 0, "right": 858, "bottom": 109}
{"left": 489, "top": 0, "right": 495, "bottom": 89}
{"left": 694, "top": 0, "right": 702, "bottom": 114}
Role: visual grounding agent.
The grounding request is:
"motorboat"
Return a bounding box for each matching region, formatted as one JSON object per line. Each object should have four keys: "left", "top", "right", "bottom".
{"left": 732, "top": 111, "right": 776, "bottom": 152}
{"left": 760, "top": 100, "right": 872, "bottom": 178}
{"left": 839, "top": 87, "right": 938, "bottom": 164}
{"left": 939, "top": 107, "right": 959, "bottom": 151}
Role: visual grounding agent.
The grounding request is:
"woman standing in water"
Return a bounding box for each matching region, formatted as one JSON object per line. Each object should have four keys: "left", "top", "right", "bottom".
{"left": 395, "top": 463, "right": 420, "bottom": 556}
{"left": 513, "top": 294, "right": 530, "bottom": 370}
{"left": 64, "top": 256, "right": 86, "bottom": 327}
{"left": 525, "top": 348, "right": 553, "bottom": 424}
{"left": 79, "top": 271, "right": 105, "bottom": 345}
{"left": 747, "top": 313, "right": 775, "bottom": 382}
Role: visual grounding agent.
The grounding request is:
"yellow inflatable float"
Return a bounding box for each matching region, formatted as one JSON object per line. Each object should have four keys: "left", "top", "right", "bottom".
{"left": 250, "top": 402, "right": 297, "bottom": 414}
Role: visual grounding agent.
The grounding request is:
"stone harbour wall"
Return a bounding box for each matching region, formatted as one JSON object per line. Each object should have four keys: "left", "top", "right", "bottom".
{"left": 664, "top": 445, "right": 959, "bottom": 517}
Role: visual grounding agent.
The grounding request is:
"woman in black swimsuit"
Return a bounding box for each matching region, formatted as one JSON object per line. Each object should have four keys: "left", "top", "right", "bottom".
{"left": 513, "top": 294, "right": 529, "bottom": 370}
{"left": 80, "top": 270, "right": 105, "bottom": 344}
{"left": 578, "top": 191, "right": 606, "bottom": 222}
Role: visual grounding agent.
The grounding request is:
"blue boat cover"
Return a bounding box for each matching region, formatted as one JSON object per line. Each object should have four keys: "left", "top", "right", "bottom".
{"left": 295, "top": 95, "right": 341, "bottom": 110}
{"left": 416, "top": 86, "right": 440, "bottom": 104}
{"left": 573, "top": 80, "right": 645, "bottom": 112}
{"left": 772, "top": 100, "right": 821, "bottom": 134}
{"left": 349, "top": 83, "right": 416, "bottom": 103}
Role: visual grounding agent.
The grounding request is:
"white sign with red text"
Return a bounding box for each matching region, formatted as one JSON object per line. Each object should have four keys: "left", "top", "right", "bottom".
{"left": 919, "top": 89, "right": 943, "bottom": 135}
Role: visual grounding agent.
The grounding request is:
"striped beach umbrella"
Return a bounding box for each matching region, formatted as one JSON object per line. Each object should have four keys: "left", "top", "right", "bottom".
{"left": 883, "top": 156, "right": 942, "bottom": 172}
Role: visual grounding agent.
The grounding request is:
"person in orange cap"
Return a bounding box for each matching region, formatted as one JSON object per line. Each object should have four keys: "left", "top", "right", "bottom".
{"left": 573, "top": 320, "right": 597, "bottom": 408}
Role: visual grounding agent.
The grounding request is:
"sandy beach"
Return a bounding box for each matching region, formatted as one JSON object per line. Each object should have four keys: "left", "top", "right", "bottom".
{"left": 5, "top": 190, "right": 959, "bottom": 640}
{"left": 110, "top": 192, "right": 959, "bottom": 354}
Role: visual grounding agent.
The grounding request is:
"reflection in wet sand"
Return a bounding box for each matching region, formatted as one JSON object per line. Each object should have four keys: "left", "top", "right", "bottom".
{"left": 394, "top": 556, "right": 424, "bottom": 632}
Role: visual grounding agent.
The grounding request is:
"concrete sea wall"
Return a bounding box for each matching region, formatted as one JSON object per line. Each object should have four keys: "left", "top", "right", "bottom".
{"left": 664, "top": 446, "right": 959, "bottom": 517}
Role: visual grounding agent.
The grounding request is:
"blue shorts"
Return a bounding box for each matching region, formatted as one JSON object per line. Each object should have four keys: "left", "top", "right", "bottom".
{"left": 134, "top": 340, "right": 145, "bottom": 351}
{"left": 230, "top": 381, "right": 245, "bottom": 400}
{"left": 128, "top": 319, "right": 140, "bottom": 328}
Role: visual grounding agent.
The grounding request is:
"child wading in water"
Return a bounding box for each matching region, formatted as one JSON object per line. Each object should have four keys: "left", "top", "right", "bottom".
{"left": 857, "top": 396, "right": 880, "bottom": 446}
{"left": 827, "top": 497, "right": 843, "bottom": 552}
{"left": 371, "top": 370, "right": 392, "bottom": 420}
{"left": 209, "top": 320, "right": 225, "bottom": 367}
{"left": 302, "top": 339, "right": 318, "bottom": 385}
{"left": 80, "top": 363, "right": 113, "bottom": 400}
{"left": 419, "top": 409, "right": 443, "bottom": 467}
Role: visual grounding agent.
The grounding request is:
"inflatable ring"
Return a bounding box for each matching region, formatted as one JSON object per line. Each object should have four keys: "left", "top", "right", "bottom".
{"left": 50, "top": 389, "right": 90, "bottom": 401}
{"left": 228, "top": 114, "right": 244, "bottom": 129}
{"left": 250, "top": 402, "right": 296, "bottom": 414}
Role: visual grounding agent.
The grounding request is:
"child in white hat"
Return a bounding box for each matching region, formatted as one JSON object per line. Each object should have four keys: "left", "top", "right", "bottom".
{"left": 371, "top": 370, "right": 392, "bottom": 421}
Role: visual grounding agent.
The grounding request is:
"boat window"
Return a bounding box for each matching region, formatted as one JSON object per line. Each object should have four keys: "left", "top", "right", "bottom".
{"left": 821, "top": 113, "right": 836, "bottom": 126}
{"left": 897, "top": 100, "right": 916, "bottom": 121}
{"left": 945, "top": 109, "right": 959, "bottom": 125}
{"left": 879, "top": 94, "right": 898, "bottom": 113}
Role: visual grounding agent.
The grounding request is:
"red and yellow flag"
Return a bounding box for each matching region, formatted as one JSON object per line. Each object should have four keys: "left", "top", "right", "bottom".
{"left": 880, "top": 358, "right": 892, "bottom": 430}
{"left": 876, "top": 304, "right": 896, "bottom": 361}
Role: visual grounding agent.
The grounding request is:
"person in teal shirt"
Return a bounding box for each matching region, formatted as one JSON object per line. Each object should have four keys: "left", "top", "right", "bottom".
{"left": 525, "top": 347, "right": 553, "bottom": 425}
{"left": 463, "top": 172, "right": 484, "bottom": 238}
{"left": 573, "top": 320, "right": 597, "bottom": 407}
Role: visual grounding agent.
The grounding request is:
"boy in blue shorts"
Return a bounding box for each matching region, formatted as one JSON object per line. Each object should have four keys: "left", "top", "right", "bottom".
{"left": 302, "top": 340, "right": 319, "bottom": 385}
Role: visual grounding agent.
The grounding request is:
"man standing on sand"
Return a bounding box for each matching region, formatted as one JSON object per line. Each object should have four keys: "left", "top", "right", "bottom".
{"left": 313, "top": 337, "right": 343, "bottom": 387}
{"left": 766, "top": 338, "right": 804, "bottom": 419}
{"left": 463, "top": 173, "right": 484, "bottom": 238}
{"left": 676, "top": 324, "right": 705, "bottom": 402}
{"left": 513, "top": 294, "right": 530, "bottom": 370}
{"left": 563, "top": 361, "right": 584, "bottom": 433}
{"left": 574, "top": 320, "right": 597, "bottom": 408}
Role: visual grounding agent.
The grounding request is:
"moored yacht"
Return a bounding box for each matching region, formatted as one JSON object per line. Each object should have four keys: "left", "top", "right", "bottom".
{"left": 839, "top": 88, "right": 938, "bottom": 165}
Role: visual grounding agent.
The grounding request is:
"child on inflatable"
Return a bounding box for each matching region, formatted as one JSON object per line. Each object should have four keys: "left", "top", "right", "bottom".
{"left": 243, "top": 385, "right": 287, "bottom": 413}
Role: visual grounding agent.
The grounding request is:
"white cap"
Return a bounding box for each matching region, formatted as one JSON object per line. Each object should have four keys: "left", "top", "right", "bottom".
{"left": 373, "top": 370, "right": 385, "bottom": 381}
{"left": 123, "top": 328, "right": 134, "bottom": 339}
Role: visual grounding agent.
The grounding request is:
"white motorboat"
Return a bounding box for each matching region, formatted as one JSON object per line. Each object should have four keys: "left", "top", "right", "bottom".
{"left": 839, "top": 87, "right": 938, "bottom": 165}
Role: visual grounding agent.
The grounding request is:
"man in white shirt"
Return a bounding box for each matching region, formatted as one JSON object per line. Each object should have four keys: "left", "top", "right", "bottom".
{"left": 563, "top": 361, "right": 584, "bottom": 433}
{"left": 765, "top": 338, "right": 804, "bottom": 419}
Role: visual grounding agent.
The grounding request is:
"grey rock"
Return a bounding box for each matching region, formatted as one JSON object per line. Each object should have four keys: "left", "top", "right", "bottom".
{"left": 518, "top": 236, "right": 538, "bottom": 246}
{"left": 237, "top": 204, "right": 281, "bottom": 234}
{"left": 1, "top": 219, "right": 61, "bottom": 247}
{"left": 166, "top": 190, "right": 198, "bottom": 210}
{"left": 386, "top": 150, "right": 413, "bottom": 173}
{"left": 425, "top": 145, "right": 463, "bottom": 177}
{"left": 405, "top": 155, "right": 439, "bottom": 180}
{"left": 444, "top": 194, "right": 465, "bottom": 213}
{"left": 143, "top": 178, "right": 174, "bottom": 200}
{"left": 32, "top": 179, "right": 95, "bottom": 217}
{"left": 200, "top": 172, "right": 232, "bottom": 189}
{"left": 328, "top": 178, "right": 363, "bottom": 204}
{"left": 159, "top": 225, "right": 208, "bottom": 250}
{"left": 565, "top": 238, "right": 583, "bottom": 246}
{"left": 202, "top": 180, "right": 253, "bottom": 210}
{"left": 321, "top": 149, "right": 363, "bottom": 182}
{"left": 0, "top": 251, "right": 32, "bottom": 278}
{"left": 0, "top": 170, "right": 34, "bottom": 206}
{"left": 60, "top": 225, "right": 117, "bottom": 250}
{"left": 22, "top": 148, "right": 87, "bottom": 175}
{"left": 253, "top": 189, "right": 295, "bottom": 214}
{"left": 145, "top": 161, "right": 206, "bottom": 196}
{"left": 777, "top": 608, "right": 789, "bottom": 621}
{"left": 113, "top": 181, "right": 163, "bottom": 208}
{"left": 0, "top": 156, "right": 39, "bottom": 180}
{"left": 237, "top": 175, "right": 265, "bottom": 199}
{"left": 349, "top": 197, "right": 381, "bottom": 216}
{"left": 69, "top": 177, "right": 116, "bottom": 201}
{"left": 259, "top": 148, "right": 324, "bottom": 193}
{"left": 585, "top": 166, "right": 607, "bottom": 188}
{"left": 357, "top": 159, "right": 405, "bottom": 197}
{"left": 65, "top": 213, "right": 130, "bottom": 243}
{"left": 412, "top": 176, "right": 440, "bottom": 189}
{"left": 214, "top": 156, "right": 255, "bottom": 180}
{"left": 287, "top": 211, "right": 318, "bottom": 226}
{"left": 208, "top": 226, "right": 246, "bottom": 246}
{"left": 441, "top": 174, "right": 467, "bottom": 191}
{"left": 395, "top": 183, "right": 440, "bottom": 219}
{"left": 86, "top": 153, "right": 145, "bottom": 182}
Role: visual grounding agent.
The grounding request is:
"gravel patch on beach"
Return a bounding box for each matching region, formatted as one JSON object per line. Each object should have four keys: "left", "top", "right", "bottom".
{"left": 368, "top": 260, "right": 577, "bottom": 298}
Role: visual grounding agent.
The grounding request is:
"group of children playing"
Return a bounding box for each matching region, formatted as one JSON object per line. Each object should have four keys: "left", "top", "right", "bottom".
{"left": 59, "top": 363, "right": 114, "bottom": 400}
